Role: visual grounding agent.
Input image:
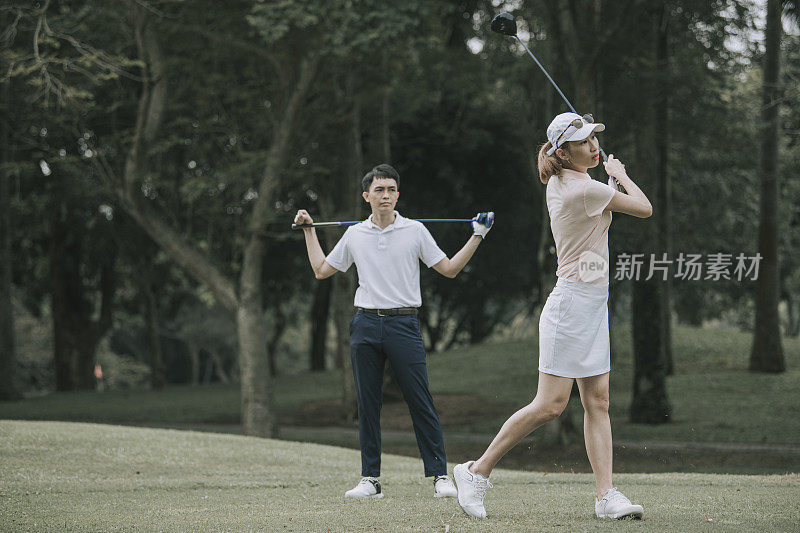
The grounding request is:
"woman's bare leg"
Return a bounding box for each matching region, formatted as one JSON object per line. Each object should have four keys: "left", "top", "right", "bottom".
{"left": 576, "top": 372, "right": 613, "bottom": 499}
{"left": 470, "top": 372, "right": 574, "bottom": 477}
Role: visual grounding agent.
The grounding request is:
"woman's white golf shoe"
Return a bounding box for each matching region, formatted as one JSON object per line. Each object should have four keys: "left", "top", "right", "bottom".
{"left": 453, "top": 461, "right": 492, "bottom": 518}
{"left": 595, "top": 488, "right": 644, "bottom": 519}
{"left": 344, "top": 477, "right": 384, "bottom": 499}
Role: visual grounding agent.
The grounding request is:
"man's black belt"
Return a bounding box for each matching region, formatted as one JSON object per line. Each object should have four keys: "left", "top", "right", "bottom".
{"left": 357, "top": 307, "right": 419, "bottom": 316}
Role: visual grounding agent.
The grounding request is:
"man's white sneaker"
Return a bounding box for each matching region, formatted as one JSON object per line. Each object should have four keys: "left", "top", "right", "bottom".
{"left": 345, "top": 477, "right": 384, "bottom": 499}
{"left": 453, "top": 461, "right": 492, "bottom": 518}
{"left": 433, "top": 475, "right": 458, "bottom": 498}
{"left": 595, "top": 488, "right": 643, "bottom": 519}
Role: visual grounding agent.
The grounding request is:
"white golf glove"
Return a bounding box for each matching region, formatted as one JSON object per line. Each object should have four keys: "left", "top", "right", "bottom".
{"left": 472, "top": 212, "right": 493, "bottom": 239}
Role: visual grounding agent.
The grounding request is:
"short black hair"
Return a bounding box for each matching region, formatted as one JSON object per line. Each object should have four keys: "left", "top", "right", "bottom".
{"left": 362, "top": 163, "right": 400, "bottom": 192}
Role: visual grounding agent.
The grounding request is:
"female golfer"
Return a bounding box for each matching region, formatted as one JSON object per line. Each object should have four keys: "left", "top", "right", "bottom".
{"left": 453, "top": 112, "right": 652, "bottom": 520}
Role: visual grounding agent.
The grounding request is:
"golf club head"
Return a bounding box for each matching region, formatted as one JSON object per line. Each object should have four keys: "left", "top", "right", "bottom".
{"left": 491, "top": 13, "right": 517, "bottom": 36}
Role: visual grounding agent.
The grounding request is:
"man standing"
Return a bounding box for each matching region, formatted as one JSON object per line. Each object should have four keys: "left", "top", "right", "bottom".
{"left": 295, "top": 164, "right": 492, "bottom": 499}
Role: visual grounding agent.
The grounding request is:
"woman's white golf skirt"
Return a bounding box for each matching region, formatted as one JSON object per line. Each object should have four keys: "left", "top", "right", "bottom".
{"left": 538, "top": 276, "right": 610, "bottom": 378}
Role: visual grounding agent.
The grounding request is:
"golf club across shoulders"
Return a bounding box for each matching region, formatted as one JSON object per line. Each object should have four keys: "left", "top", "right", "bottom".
{"left": 291, "top": 213, "right": 495, "bottom": 230}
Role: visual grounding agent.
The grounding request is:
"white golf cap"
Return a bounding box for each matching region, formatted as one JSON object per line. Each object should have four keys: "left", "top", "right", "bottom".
{"left": 546, "top": 112, "right": 605, "bottom": 156}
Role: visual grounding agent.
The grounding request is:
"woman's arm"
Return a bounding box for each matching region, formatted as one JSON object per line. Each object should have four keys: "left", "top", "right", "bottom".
{"left": 603, "top": 155, "right": 653, "bottom": 218}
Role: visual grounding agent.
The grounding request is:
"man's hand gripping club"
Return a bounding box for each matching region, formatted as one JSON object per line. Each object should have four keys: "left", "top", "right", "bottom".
{"left": 472, "top": 211, "right": 495, "bottom": 239}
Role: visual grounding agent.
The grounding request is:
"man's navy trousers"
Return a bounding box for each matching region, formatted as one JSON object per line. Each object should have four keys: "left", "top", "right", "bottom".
{"left": 349, "top": 310, "right": 447, "bottom": 478}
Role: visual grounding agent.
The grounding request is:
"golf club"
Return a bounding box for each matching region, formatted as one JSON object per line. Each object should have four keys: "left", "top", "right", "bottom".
{"left": 491, "top": 12, "right": 624, "bottom": 191}
{"left": 292, "top": 212, "right": 495, "bottom": 230}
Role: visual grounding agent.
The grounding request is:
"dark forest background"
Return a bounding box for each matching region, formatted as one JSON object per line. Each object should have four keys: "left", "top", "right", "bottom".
{"left": 1, "top": 0, "right": 798, "bottom": 437}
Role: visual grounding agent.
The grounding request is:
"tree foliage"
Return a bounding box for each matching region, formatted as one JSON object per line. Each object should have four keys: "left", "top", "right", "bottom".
{"left": 1, "top": 0, "right": 797, "bottom": 428}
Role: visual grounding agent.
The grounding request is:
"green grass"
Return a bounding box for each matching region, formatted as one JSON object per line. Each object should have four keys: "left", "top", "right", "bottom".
{"left": 0, "top": 374, "right": 341, "bottom": 425}
{"left": 424, "top": 323, "right": 800, "bottom": 445}
{"left": 2, "top": 324, "right": 799, "bottom": 446}
{"left": 1, "top": 420, "right": 798, "bottom": 532}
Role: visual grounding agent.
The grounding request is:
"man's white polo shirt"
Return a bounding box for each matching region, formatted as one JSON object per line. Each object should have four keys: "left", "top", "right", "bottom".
{"left": 325, "top": 211, "right": 446, "bottom": 309}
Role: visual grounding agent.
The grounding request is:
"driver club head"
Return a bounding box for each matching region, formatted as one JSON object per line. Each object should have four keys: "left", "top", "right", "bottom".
{"left": 490, "top": 13, "right": 517, "bottom": 36}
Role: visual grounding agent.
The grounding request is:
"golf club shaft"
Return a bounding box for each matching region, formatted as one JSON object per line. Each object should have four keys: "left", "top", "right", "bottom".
{"left": 292, "top": 218, "right": 475, "bottom": 230}
{"left": 514, "top": 36, "right": 610, "bottom": 164}
{"left": 515, "top": 36, "right": 576, "bottom": 114}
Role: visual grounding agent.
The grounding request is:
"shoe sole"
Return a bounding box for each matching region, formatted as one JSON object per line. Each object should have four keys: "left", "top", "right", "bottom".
{"left": 597, "top": 511, "right": 643, "bottom": 520}
{"left": 345, "top": 493, "right": 384, "bottom": 499}
{"left": 458, "top": 506, "right": 486, "bottom": 519}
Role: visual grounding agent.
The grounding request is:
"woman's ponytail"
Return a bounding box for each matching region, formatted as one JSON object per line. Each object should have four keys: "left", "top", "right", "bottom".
{"left": 537, "top": 141, "right": 564, "bottom": 184}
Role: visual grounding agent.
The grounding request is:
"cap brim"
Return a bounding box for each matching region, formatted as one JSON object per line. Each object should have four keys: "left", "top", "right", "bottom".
{"left": 565, "top": 122, "right": 605, "bottom": 143}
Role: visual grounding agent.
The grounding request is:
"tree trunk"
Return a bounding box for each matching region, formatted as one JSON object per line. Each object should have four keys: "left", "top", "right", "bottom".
{"left": 50, "top": 212, "right": 114, "bottom": 391}
{"left": 309, "top": 277, "right": 331, "bottom": 371}
{"left": 533, "top": 151, "right": 553, "bottom": 310}
{"left": 237, "top": 299, "right": 272, "bottom": 436}
{"left": 267, "top": 303, "right": 287, "bottom": 377}
{"left": 750, "top": 0, "right": 785, "bottom": 373}
{"left": 333, "top": 274, "right": 357, "bottom": 420}
{"left": 531, "top": 73, "right": 554, "bottom": 316}
{"left": 144, "top": 281, "right": 165, "bottom": 390}
{"left": 630, "top": 280, "right": 671, "bottom": 423}
{"left": 656, "top": 5, "right": 674, "bottom": 375}
{"left": 332, "top": 71, "right": 364, "bottom": 419}
{"left": 467, "top": 296, "right": 500, "bottom": 344}
{"left": 0, "top": 77, "right": 21, "bottom": 400}
{"left": 238, "top": 208, "right": 271, "bottom": 435}
{"left": 629, "top": 8, "right": 671, "bottom": 424}
{"left": 421, "top": 304, "right": 443, "bottom": 353}
{"left": 202, "top": 352, "right": 214, "bottom": 384}
{"left": 187, "top": 342, "right": 200, "bottom": 385}
{"left": 210, "top": 350, "right": 230, "bottom": 384}
{"left": 232, "top": 53, "right": 318, "bottom": 436}
{"left": 381, "top": 51, "right": 392, "bottom": 163}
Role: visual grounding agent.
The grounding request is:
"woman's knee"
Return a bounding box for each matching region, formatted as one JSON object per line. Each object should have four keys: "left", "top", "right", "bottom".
{"left": 528, "top": 397, "right": 568, "bottom": 422}
{"left": 582, "top": 390, "right": 609, "bottom": 414}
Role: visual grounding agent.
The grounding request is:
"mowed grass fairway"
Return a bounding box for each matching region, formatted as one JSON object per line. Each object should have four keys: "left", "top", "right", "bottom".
{"left": 1, "top": 421, "right": 799, "bottom": 532}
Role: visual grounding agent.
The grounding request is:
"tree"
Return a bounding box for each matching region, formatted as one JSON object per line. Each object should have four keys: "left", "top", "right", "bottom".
{"left": 94, "top": 0, "right": 439, "bottom": 434}
{"left": 49, "top": 203, "right": 116, "bottom": 391}
{"left": 750, "top": 0, "right": 788, "bottom": 372}
{"left": 0, "top": 76, "right": 22, "bottom": 400}
{"left": 308, "top": 277, "right": 331, "bottom": 372}
{"left": 110, "top": 3, "right": 318, "bottom": 435}
{"left": 780, "top": 27, "right": 800, "bottom": 338}
{"left": 627, "top": 4, "right": 672, "bottom": 424}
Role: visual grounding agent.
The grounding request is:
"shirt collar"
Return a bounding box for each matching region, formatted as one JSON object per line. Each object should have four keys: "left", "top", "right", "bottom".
{"left": 560, "top": 168, "right": 590, "bottom": 180}
{"left": 364, "top": 211, "right": 406, "bottom": 231}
